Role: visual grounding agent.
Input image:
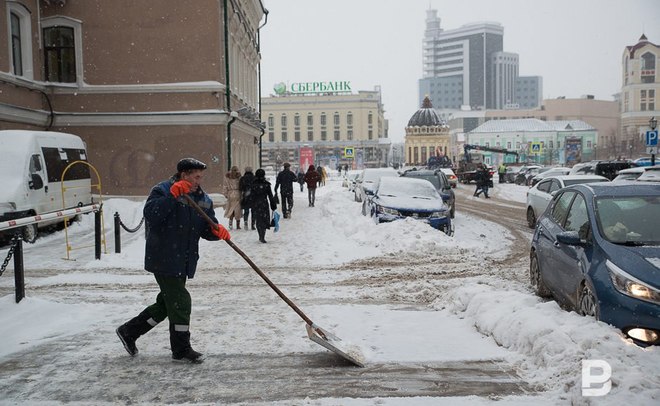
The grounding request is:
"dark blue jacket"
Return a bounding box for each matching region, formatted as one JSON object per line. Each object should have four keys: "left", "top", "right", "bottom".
{"left": 143, "top": 179, "right": 219, "bottom": 279}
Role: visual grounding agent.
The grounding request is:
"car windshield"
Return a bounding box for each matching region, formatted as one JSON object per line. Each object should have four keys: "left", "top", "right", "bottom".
{"left": 403, "top": 173, "right": 440, "bottom": 189}
{"left": 595, "top": 196, "right": 660, "bottom": 245}
{"left": 379, "top": 179, "right": 439, "bottom": 199}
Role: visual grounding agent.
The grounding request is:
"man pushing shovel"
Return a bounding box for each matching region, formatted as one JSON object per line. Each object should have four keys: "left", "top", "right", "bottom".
{"left": 116, "top": 157, "right": 231, "bottom": 363}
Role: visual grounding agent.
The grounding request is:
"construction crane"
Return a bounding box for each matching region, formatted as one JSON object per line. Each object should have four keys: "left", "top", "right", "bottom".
{"left": 456, "top": 144, "right": 519, "bottom": 183}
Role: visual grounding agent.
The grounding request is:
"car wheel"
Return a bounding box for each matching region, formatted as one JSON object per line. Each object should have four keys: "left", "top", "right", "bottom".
{"left": 21, "top": 223, "right": 38, "bottom": 243}
{"left": 530, "top": 251, "right": 552, "bottom": 297}
{"left": 526, "top": 207, "right": 536, "bottom": 228}
{"left": 577, "top": 283, "right": 599, "bottom": 318}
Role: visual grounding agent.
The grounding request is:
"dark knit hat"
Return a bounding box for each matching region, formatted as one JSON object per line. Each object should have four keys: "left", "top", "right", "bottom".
{"left": 177, "top": 158, "right": 207, "bottom": 172}
{"left": 255, "top": 168, "right": 266, "bottom": 179}
{"left": 283, "top": 162, "right": 290, "bottom": 168}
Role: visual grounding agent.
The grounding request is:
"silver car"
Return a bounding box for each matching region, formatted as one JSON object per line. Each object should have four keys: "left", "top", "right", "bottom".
{"left": 525, "top": 175, "right": 609, "bottom": 228}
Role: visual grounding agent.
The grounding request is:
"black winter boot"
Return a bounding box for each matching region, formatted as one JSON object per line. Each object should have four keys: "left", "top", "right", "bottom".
{"left": 170, "top": 324, "right": 204, "bottom": 363}
{"left": 116, "top": 310, "right": 158, "bottom": 356}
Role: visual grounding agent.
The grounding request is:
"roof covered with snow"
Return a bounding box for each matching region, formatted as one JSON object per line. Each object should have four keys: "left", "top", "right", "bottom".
{"left": 470, "top": 118, "right": 595, "bottom": 133}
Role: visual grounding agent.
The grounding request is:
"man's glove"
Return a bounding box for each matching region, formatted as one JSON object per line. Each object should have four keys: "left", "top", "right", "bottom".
{"left": 212, "top": 224, "right": 231, "bottom": 241}
{"left": 170, "top": 180, "right": 192, "bottom": 198}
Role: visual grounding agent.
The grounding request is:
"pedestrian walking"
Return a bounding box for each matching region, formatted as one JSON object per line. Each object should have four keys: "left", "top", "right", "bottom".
{"left": 274, "top": 162, "right": 298, "bottom": 218}
{"left": 116, "top": 158, "right": 231, "bottom": 364}
{"left": 251, "top": 168, "right": 277, "bottom": 243}
{"left": 239, "top": 166, "right": 256, "bottom": 230}
{"left": 474, "top": 164, "right": 492, "bottom": 198}
{"left": 223, "top": 165, "right": 242, "bottom": 229}
{"left": 318, "top": 166, "right": 327, "bottom": 186}
{"left": 304, "top": 164, "right": 321, "bottom": 206}
{"left": 297, "top": 169, "right": 305, "bottom": 192}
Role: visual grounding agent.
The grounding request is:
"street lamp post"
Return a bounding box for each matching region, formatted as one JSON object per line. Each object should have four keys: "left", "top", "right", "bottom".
{"left": 650, "top": 117, "right": 657, "bottom": 166}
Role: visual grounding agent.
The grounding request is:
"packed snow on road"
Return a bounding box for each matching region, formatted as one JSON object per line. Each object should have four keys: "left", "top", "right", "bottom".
{"left": 0, "top": 176, "right": 657, "bottom": 405}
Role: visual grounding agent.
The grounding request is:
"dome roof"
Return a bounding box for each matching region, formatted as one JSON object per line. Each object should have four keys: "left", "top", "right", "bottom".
{"left": 407, "top": 96, "right": 445, "bottom": 127}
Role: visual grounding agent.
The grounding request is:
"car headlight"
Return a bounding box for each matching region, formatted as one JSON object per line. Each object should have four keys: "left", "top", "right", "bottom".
{"left": 429, "top": 210, "right": 448, "bottom": 219}
{"left": 377, "top": 205, "right": 398, "bottom": 215}
{"left": 607, "top": 260, "right": 660, "bottom": 305}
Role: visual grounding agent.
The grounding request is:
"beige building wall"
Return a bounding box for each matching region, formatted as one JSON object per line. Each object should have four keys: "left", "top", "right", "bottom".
{"left": 261, "top": 90, "right": 390, "bottom": 169}
{"left": 1, "top": 0, "right": 266, "bottom": 195}
{"left": 404, "top": 128, "right": 451, "bottom": 166}
{"left": 621, "top": 35, "right": 660, "bottom": 159}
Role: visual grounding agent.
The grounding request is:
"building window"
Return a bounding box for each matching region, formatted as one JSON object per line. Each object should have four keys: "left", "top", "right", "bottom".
{"left": 413, "top": 147, "right": 419, "bottom": 164}
{"left": 320, "top": 130, "right": 327, "bottom": 141}
{"left": 307, "top": 130, "right": 313, "bottom": 141}
{"left": 281, "top": 131, "right": 287, "bottom": 142}
{"left": 507, "top": 142, "right": 512, "bottom": 149}
{"left": 641, "top": 52, "right": 656, "bottom": 83}
{"left": 368, "top": 112, "right": 373, "bottom": 125}
{"left": 334, "top": 130, "right": 340, "bottom": 141}
{"left": 294, "top": 131, "right": 301, "bottom": 141}
{"left": 368, "top": 130, "right": 373, "bottom": 140}
{"left": 268, "top": 132, "right": 274, "bottom": 142}
{"left": 421, "top": 147, "right": 427, "bottom": 163}
{"left": 347, "top": 129, "right": 353, "bottom": 140}
{"left": 44, "top": 26, "right": 77, "bottom": 83}
{"left": 320, "top": 113, "right": 327, "bottom": 126}
{"left": 268, "top": 115, "right": 274, "bottom": 128}
{"left": 347, "top": 112, "right": 353, "bottom": 125}
{"left": 307, "top": 114, "right": 313, "bottom": 126}
{"left": 10, "top": 13, "right": 23, "bottom": 76}
{"left": 549, "top": 140, "right": 553, "bottom": 148}
{"left": 281, "top": 114, "right": 287, "bottom": 127}
{"left": 294, "top": 114, "right": 300, "bottom": 127}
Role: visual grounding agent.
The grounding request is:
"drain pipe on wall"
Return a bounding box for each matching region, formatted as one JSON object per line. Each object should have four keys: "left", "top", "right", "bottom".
{"left": 257, "top": 7, "right": 268, "bottom": 169}
{"left": 224, "top": 0, "right": 233, "bottom": 171}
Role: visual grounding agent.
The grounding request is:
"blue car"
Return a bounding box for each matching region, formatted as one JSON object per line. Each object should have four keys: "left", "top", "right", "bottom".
{"left": 367, "top": 176, "right": 453, "bottom": 235}
{"left": 530, "top": 182, "right": 660, "bottom": 345}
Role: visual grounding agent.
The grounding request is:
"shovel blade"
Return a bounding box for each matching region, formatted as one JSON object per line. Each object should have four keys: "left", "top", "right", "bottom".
{"left": 306, "top": 324, "right": 365, "bottom": 367}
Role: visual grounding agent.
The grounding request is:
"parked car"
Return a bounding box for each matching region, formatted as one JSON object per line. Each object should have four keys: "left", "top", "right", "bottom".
{"left": 613, "top": 167, "right": 646, "bottom": 182}
{"left": 355, "top": 167, "right": 398, "bottom": 207}
{"left": 439, "top": 168, "right": 458, "bottom": 188}
{"left": 530, "top": 182, "right": 660, "bottom": 346}
{"left": 633, "top": 157, "right": 654, "bottom": 167}
{"left": 636, "top": 165, "right": 660, "bottom": 182}
{"left": 367, "top": 176, "right": 453, "bottom": 235}
{"left": 504, "top": 165, "right": 523, "bottom": 183}
{"left": 514, "top": 165, "right": 542, "bottom": 185}
{"left": 529, "top": 167, "right": 571, "bottom": 187}
{"left": 400, "top": 168, "right": 455, "bottom": 218}
{"left": 568, "top": 160, "right": 634, "bottom": 180}
{"left": 525, "top": 175, "right": 609, "bottom": 228}
{"left": 346, "top": 172, "right": 361, "bottom": 192}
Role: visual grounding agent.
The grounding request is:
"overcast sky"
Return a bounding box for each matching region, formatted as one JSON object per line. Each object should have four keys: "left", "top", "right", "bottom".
{"left": 259, "top": 0, "right": 660, "bottom": 142}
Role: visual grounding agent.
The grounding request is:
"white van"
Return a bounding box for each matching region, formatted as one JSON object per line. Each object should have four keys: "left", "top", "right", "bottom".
{"left": 0, "top": 130, "right": 93, "bottom": 242}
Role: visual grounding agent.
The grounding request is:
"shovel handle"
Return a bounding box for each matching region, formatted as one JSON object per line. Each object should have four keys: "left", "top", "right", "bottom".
{"left": 182, "top": 194, "right": 315, "bottom": 327}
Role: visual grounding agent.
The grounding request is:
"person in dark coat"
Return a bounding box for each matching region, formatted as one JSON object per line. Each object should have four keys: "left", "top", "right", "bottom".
{"left": 474, "top": 164, "right": 491, "bottom": 198}
{"left": 251, "top": 168, "right": 277, "bottom": 243}
{"left": 274, "top": 162, "right": 298, "bottom": 219}
{"left": 297, "top": 169, "right": 305, "bottom": 192}
{"left": 116, "top": 158, "right": 231, "bottom": 364}
{"left": 239, "top": 166, "right": 256, "bottom": 230}
{"left": 303, "top": 165, "right": 321, "bottom": 207}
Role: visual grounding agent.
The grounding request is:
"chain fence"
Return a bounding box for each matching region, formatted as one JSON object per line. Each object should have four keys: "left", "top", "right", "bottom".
{"left": 0, "top": 234, "right": 22, "bottom": 277}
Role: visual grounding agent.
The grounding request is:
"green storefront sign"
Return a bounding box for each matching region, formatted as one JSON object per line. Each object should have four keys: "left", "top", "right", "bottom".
{"left": 274, "top": 81, "right": 352, "bottom": 95}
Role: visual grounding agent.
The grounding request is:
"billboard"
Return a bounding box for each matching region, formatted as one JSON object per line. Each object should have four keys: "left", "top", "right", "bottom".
{"left": 299, "top": 147, "right": 314, "bottom": 171}
{"left": 565, "top": 137, "right": 583, "bottom": 165}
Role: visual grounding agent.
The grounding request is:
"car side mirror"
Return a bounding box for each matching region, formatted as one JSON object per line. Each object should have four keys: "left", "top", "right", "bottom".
{"left": 29, "top": 173, "right": 44, "bottom": 190}
{"left": 550, "top": 190, "right": 558, "bottom": 196}
{"left": 556, "top": 231, "right": 586, "bottom": 246}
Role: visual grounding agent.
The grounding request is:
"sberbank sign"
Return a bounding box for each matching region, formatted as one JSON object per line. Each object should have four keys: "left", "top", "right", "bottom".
{"left": 273, "top": 81, "right": 352, "bottom": 95}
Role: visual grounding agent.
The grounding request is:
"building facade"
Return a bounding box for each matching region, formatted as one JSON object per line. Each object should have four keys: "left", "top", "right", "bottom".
{"left": 420, "top": 9, "right": 542, "bottom": 111}
{"left": 1, "top": 0, "right": 266, "bottom": 195}
{"left": 467, "top": 118, "right": 598, "bottom": 166}
{"left": 261, "top": 86, "right": 390, "bottom": 171}
{"left": 515, "top": 76, "right": 543, "bottom": 109}
{"left": 404, "top": 97, "right": 451, "bottom": 166}
{"left": 621, "top": 34, "right": 659, "bottom": 159}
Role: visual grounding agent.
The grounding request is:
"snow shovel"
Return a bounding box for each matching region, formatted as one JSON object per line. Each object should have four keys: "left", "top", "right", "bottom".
{"left": 182, "top": 194, "right": 364, "bottom": 367}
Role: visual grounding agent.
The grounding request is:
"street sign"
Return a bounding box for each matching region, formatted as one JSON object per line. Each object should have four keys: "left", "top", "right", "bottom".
{"left": 646, "top": 130, "right": 658, "bottom": 146}
{"left": 344, "top": 147, "right": 354, "bottom": 158}
{"left": 530, "top": 142, "right": 543, "bottom": 155}
{"left": 647, "top": 146, "right": 658, "bottom": 154}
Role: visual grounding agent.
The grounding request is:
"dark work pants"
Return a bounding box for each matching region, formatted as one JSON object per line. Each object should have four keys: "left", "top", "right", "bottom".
{"left": 280, "top": 190, "right": 293, "bottom": 214}
{"left": 308, "top": 188, "right": 316, "bottom": 206}
{"left": 145, "top": 274, "right": 191, "bottom": 325}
